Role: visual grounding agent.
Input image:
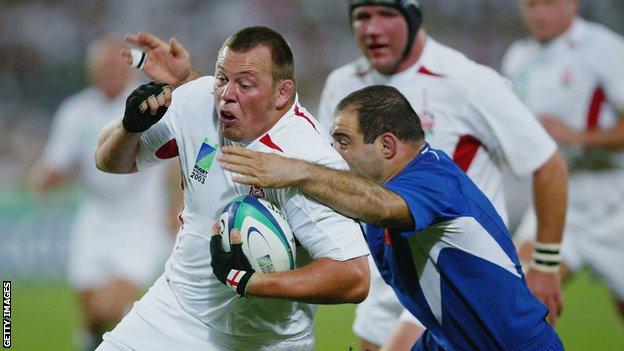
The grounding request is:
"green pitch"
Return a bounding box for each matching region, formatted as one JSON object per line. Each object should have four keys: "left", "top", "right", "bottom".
{"left": 8, "top": 271, "right": 624, "bottom": 350}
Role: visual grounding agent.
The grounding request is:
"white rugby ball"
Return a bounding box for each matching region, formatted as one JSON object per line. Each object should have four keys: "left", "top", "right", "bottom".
{"left": 219, "top": 195, "right": 296, "bottom": 273}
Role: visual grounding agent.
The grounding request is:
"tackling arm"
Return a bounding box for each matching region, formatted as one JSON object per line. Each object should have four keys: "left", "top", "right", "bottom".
{"left": 218, "top": 146, "right": 414, "bottom": 231}
{"left": 297, "top": 162, "right": 414, "bottom": 231}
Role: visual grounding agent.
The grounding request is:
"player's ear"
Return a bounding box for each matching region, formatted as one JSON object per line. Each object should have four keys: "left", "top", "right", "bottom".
{"left": 379, "top": 133, "right": 397, "bottom": 159}
{"left": 274, "top": 79, "right": 294, "bottom": 110}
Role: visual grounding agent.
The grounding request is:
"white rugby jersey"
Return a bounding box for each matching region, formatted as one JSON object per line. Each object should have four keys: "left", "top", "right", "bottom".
{"left": 42, "top": 86, "right": 169, "bottom": 232}
{"left": 136, "top": 76, "right": 369, "bottom": 345}
{"left": 503, "top": 18, "right": 624, "bottom": 170}
{"left": 319, "top": 38, "right": 557, "bottom": 221}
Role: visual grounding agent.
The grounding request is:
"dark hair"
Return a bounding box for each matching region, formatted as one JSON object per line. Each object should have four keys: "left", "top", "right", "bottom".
{"left": 335, "top": 85, "right": 425, "bottom": 144}
{"left": 221, "top": 26, "right": 295, "bottom": 83}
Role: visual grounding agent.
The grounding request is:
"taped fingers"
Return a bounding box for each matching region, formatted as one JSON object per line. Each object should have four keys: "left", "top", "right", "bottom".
{"left": 146, "top": 95, "right": 160, "bottom": 115}
{"left": 130, "top": 49, "right": 147, "bottom": 70}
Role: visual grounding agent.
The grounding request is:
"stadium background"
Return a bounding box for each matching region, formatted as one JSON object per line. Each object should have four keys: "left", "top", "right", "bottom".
{"left": 0, "top": 0, "right": 623, "bottom": 349}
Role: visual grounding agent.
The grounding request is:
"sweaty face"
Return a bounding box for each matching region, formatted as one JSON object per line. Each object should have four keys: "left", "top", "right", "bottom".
{"left": 331, "top": 108, "right": 385, "bottom": 182}
{"left": 352, "top": 6, "right": 409, "bottom": 75}
{"left": 214, "top": 46, "right": 278, "bottom": 142}
{"left": 521, "top": 0, "right": 577, "bottom": 43}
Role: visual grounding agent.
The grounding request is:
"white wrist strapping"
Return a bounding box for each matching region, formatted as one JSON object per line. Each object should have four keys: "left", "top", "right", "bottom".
{"left": 130, "top": 49, "right": 147, "bottom": 70}
{"left": 530, "top": 242, "right": 561, "bottom": 273}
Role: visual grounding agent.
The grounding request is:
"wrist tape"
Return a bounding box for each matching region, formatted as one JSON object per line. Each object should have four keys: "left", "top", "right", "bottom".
{"left": 530, "top": 242, "right": 561, "bottom": 273}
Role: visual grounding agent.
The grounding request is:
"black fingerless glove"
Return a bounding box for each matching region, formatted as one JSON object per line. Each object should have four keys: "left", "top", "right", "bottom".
{"left": 210, "top": 235, "right": 255, "bottom": 297}
{"left": 122, "top": 82, "right": 170, "bottom": 133}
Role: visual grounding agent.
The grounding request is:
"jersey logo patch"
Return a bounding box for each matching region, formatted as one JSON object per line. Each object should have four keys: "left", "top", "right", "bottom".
{"left": 249, "top": 186, "right": 266, "bottom": 199}
{"left": 420, "top": 89, "right": 435, "bottom": 135}
{"left": 190, "top": 137, "right": 218, "bottom": 184}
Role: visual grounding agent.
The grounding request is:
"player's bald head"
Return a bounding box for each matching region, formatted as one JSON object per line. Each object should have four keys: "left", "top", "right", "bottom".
{"left": 86, "top": 36, "right": 133, "bottom": 99}
{"left": 520, "top": 0, "right": 579, "bottom": 43}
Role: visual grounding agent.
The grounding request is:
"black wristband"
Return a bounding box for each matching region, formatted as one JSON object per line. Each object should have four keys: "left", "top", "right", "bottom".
{"left": 210, "top": 234, "right": 256, "bottom": 297}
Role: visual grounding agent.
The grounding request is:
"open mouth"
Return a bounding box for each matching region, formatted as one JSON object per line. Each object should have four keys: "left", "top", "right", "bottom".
{"left": 367, "top": 43, "right": 388, "bottom": 56}
{"left": 219, "top": 110, "right": 237, "bottom": 125}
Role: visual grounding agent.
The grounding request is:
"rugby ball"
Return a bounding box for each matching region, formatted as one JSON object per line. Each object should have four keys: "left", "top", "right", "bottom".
{"left": 219, "top": 195, "right": 296, "bottom": 274}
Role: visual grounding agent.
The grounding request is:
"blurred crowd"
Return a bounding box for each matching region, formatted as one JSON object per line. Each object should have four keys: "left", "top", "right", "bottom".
{"left": 1, "top": 0, "right": 623, "bottom": 189}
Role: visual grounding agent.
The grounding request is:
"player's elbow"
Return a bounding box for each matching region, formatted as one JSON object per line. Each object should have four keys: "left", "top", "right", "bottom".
{"left": 94, "top": 148, "right": 117, "bottom": 173}
{"left": 536, "top": 150, "right": 568, "bottom": 183}
{"left": 94, "top": 148, "right": 136, "bottom": 174}
{"left": 94, "top": 149, "right": 110, "bottom": 172}
{"left": 340, "top": 256, "right": 370, "bottom": 303}
{"left": 348, "top": 278, "right": 370, "bottom": 304}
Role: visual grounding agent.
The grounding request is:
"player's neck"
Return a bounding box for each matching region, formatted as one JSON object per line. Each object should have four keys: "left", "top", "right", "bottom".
{"left": 252, "top": 98, "right": 296, "bottom": 142}
{"left": 381, "top": 141, "right": 424, "bottom": 183}
{"left": 537, "top": 17, "right": 576, "bottom": 45}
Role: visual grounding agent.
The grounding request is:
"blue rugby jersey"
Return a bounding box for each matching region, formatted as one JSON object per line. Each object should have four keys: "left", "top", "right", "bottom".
{"left": 365, "top": 144, "right": 560, "bottom": 350}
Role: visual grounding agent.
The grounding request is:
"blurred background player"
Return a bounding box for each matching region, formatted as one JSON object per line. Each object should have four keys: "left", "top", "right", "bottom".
{"left": 503, "top": 0, "right": 624, "bottom": 321}
{"left": 317, "top": 1, "right": 567, "bottom": 350}
{"left": 28, "top": 36, "right": 177, "bottom": 350}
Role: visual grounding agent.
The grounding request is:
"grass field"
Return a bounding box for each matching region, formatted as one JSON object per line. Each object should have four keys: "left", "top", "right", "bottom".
{"left": 8, "top": 271, "right": 624, "bottom": 350}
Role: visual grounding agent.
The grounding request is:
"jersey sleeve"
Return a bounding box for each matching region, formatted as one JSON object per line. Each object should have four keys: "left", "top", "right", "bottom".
{"left": 500, "top": 42, "right": 520, "bottom": 79}
{"left": 594, "top": 33, "right": 624, "bottom": 111}
{"left": 466, "top": 67, "right": 557, "bottom": 177}
{"left": 135, "top": 107, "right": 177, "bottom": 171}
{"left": 40, "top": 101, "right": 82, "bottom": 172}
{"left": 281, "top": 160, "right": 370, "bottom": 261}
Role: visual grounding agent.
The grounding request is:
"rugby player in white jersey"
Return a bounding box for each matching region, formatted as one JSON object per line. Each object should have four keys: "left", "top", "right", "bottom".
{"left": 503, "top": 0, "right": 624, "bottom": 321}
{"left": 29, "top": 37, "right": 174, "bottom": 350}
{"left": 94, "top": 26, "right": 370, "bottom": 351}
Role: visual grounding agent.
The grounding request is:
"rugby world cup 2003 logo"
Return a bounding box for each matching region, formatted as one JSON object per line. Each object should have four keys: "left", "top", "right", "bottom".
{"left": 190, "top": 138, "right": 218, "bottom": 184}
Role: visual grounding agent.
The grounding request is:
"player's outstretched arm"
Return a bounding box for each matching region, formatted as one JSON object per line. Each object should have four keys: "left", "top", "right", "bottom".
{"left": 95, "top": 82, "right": 172, "bottom": 174}
{"left": 218, "top": 146, "right": 413, "bottom": 231}
{"left": 210, "top": 224, "right": 370, "bottom": 303}
{"left": 528, "top": 150, "right": 568, "bottom": 324}
{"left": 123, "top": 31, "right": 201, "bottom": 87}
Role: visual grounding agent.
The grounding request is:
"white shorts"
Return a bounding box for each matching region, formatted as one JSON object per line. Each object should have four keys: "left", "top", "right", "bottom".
{"left": 97, "top": 275, "right": 314, "bottom": 351}
{"left": 353, "top": 256, "right": 405, "bottom": 346}
{"left": 67, "top": 209, "right": 172, "bottom": 291}
{"left": 515, "top": 170, "right": 624, "bottom": 299}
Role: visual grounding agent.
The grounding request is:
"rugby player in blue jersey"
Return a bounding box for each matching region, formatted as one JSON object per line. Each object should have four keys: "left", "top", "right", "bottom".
{"left": 219, "top": 85, "right": 564, "bottom": 351}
